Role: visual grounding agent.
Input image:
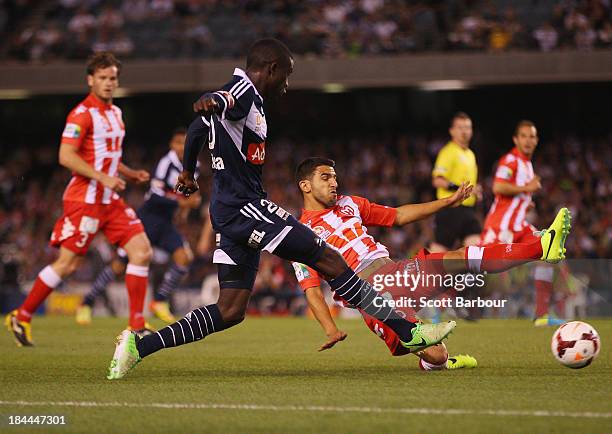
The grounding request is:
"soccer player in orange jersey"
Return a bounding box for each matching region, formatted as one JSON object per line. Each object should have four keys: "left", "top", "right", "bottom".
{"left": 292, "top": 157, "right": 571, "bottom": 370}
{"left": 5, "top": 52, "right": 153, "bottom": 346}
{"left": 481, "top": 120, "right": 565, "bottom": 326}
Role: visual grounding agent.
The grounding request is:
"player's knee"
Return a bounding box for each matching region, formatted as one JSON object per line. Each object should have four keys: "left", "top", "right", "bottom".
{"left": 127, "top": 241, "right": 153, "bottom": 265}
{"left": 52, "top": 253, "right": 81, "bottom": 278}
{"left": 420, "top": 343, "right": 448, "bottom": 366}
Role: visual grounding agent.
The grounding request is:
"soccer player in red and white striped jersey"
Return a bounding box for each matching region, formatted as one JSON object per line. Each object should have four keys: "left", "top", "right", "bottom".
{"left": 292, "top": 157, "right": 571, "bottom": 370}
{"left": 481, "top": 121, "right": 565, "bottom": 326}
{"left": 5, "top": 52, "right": 153, "bottom": 347}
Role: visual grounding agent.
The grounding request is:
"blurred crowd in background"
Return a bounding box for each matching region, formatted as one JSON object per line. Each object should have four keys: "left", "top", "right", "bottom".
{"left": 1, "top": 130, "right": 610, "bottom": 315}
{"left": 2, "top": 0, "right": 612, "bottom": 62}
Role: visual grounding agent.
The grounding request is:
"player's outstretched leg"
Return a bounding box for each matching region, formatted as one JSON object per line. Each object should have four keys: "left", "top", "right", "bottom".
{"left": 441, "top": 208, "right": 572, "bottom": 277}
{"left": 107, "top": 303, "right": 226, "bottom": 379}
{"left": 107, "top": 288, "right": 248, "bottom": 379}
{"left": 313, "top": 247, "right": 456, "bottom": 353}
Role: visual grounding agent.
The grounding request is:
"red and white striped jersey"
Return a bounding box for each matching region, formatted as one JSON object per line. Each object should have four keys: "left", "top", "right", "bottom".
{"left": 292, "top": 195, "right": 397, "bottom": 291}
{"left": 60, "top": 93, "right": 125, "bottom": 204}
{"left": 483, "top": 147, "right": 535, "bottom": 234}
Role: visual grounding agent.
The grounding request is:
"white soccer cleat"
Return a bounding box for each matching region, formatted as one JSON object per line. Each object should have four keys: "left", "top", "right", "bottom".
{"left": 107, "top": 330, "right": 142, "bottom": 380}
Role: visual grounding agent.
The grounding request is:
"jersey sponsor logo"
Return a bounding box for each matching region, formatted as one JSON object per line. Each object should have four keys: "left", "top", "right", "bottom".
{"left": 337, "top": 205, "right": 355, "bottom": 217}
{"left": 62, "top": 123, "right": 81, "bottom": 139}
{"left": 78, "top": 216, "right": 100, "bottom": 234}
{"left": 211, "top": 156, "right": 225, "bottom": 170}
{"left": 247, "top": 229, "right": 265, "bottom": 249}
{"left": 247, "top": 142, "right": 266, "bottom": 165}
{"left": 60, "top": 217, "right": 76, "bottom": 241}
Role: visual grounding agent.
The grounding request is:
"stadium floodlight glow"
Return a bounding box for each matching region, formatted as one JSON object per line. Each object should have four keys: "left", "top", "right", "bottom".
{"left": 0, "top": 89, "right": 31, "bottom": 99}
{"left": 419, "top": 80, "right": 469, "bottom": 91}
{"left": 322, "top": 83, "right": 346, "bottom": 93}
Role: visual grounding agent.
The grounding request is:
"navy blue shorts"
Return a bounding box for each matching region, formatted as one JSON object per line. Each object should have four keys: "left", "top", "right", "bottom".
{"left": 137, "top": 208, "right": 185, "bottom": 254}
{"left": 211, "top": 199, "right": 326, "bottom": 290}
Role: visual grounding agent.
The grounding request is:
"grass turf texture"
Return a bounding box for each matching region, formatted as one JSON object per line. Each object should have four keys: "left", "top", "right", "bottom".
{"left": 1, "top": 317, "right": 611, "bottom": 433}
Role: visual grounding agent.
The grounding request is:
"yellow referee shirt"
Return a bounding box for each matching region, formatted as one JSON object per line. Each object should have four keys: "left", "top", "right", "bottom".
{"left": 432, "top": 141, "right": 478, "bottom": 207}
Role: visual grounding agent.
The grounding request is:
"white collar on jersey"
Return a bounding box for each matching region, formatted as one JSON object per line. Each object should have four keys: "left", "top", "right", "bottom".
{"left": 233, "top": 67, "right": 263, "bottom": 101}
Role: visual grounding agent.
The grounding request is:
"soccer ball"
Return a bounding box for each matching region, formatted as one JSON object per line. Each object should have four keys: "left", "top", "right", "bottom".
{"left": 551, "top": 321, "right": 601, "bottom": 369}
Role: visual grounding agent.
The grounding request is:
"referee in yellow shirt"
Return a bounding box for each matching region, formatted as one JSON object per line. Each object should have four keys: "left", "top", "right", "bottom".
{"left": 431, "top": 112, "right": 482, "bottom": 251}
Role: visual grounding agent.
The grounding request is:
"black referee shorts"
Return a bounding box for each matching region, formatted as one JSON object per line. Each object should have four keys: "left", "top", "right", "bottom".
{"left": 433, "top": 206, "right": 481, "bottom": 249}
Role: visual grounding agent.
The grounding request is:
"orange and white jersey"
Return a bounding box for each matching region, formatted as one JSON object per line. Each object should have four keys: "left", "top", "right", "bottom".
{"left": 292, "top": 195, "right": 397, "bottom": 290}
{"left": 483, "top": 147, "right": 535, "bottom": 237}
{"left": 60, "top": 93, "right": 125, "bottom": 205}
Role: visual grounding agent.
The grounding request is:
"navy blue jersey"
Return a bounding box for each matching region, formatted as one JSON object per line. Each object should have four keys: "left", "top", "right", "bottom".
{"left": 140, "top": 150, "right": 199, "bottom": 219}
{"left": 184, "top": 68, "right": 267, "bottom": 218}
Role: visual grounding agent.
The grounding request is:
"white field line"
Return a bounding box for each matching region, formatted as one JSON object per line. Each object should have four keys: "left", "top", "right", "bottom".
{"left": 0, "top": 401, "right": 611, "bottom": 419}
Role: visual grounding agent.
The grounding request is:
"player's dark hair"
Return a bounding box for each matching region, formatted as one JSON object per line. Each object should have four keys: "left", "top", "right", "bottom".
{"left": 450, "top": 111, "right": 471, "bottom": 128}
{"left": 86, "top": 51, "right": 121, "bottom": 76}
{"left": 514, "top": 120, "right": 536, "bottom": 136}
{"left": 246, "top": 38, "right": 293, "bottom": 70}
{"left": 295, "top": 157, "right": 336, "bottom": 188}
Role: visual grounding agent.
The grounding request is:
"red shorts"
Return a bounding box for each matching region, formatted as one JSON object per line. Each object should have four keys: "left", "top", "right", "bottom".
{"left": 360, "top": 249, "right": 444, "bottom": 356}
{"left": 480, "top": 223, "right": 538, "bottom": 246}
{"left": 50, "top": 199, "right": 145, "bottom": 255}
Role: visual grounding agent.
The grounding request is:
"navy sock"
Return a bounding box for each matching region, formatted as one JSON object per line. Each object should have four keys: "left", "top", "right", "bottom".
{"left": 136, "top": 304, "right": 225, "bottom": 358}
{"left": 155, "top": 262, "right": 188, "bottom": 302}
{"left": 83, "top": 266, "right": 116, "bottom": 307}
{"left": 329, "top": 267, "right": 416, "bottom": 342}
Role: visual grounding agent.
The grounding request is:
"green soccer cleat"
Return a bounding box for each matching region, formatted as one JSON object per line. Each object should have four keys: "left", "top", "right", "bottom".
{"left": 540, "top": 207, "right": 571, "bottom": 264}
{"left": 446, "top": 354, "right": 478, "bottom": 369}
{"left": 107, "top": 330, "right": 142, "bottom": 380}
{"left": 400, "top": 321, "right": 456, "bottom": 353}
{"left": 5, "top": 310, "right": 34, "bottom": 347}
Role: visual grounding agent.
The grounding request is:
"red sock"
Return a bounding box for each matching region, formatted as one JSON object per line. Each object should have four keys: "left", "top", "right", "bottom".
{"left": 465, "top": 241, "right": 543, "bottom": 274}
{"left": 125, "top": 264, "right": 149, "bottom": 330}
{"left": 18, "top": 265, "right": 62, "bottom": 322}
{"left": 534, "top": 265, "right": 554, "bottom": 317}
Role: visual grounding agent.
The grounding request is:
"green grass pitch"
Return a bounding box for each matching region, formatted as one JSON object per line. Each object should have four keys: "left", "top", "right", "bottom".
{"left": 1, "top": 316, "right": 611, "bottom": 433}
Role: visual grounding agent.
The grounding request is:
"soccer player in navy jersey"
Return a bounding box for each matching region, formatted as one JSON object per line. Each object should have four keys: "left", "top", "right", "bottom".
{"left": 107, "top": 39, "right": 457, "bottom": 379}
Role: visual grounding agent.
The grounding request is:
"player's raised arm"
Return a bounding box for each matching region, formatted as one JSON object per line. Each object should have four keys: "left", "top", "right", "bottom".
{"left": 304, "top": 285, "right": 347, "bottom": 351}
{"left": 393, "top": 182, "right": 473, "bottom": 226}
{"left": 59, "top": 143, "right": 126, "bottom": 192}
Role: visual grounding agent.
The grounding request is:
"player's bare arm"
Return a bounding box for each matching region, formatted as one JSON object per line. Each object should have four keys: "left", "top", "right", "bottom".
{"left": 59, "top": 143, "right": 126, "bottom": 192}
{"left": 118, "top": 162, "right": 150, "bottom": 184}
{"left": 493, "top": 176, "right": 541, "bottom": 196}
{"left": 304, "top": 286, "right": 348, "bottom": 351}
{"left": 394, "top": 182, "right": 473, "bottom": 226}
